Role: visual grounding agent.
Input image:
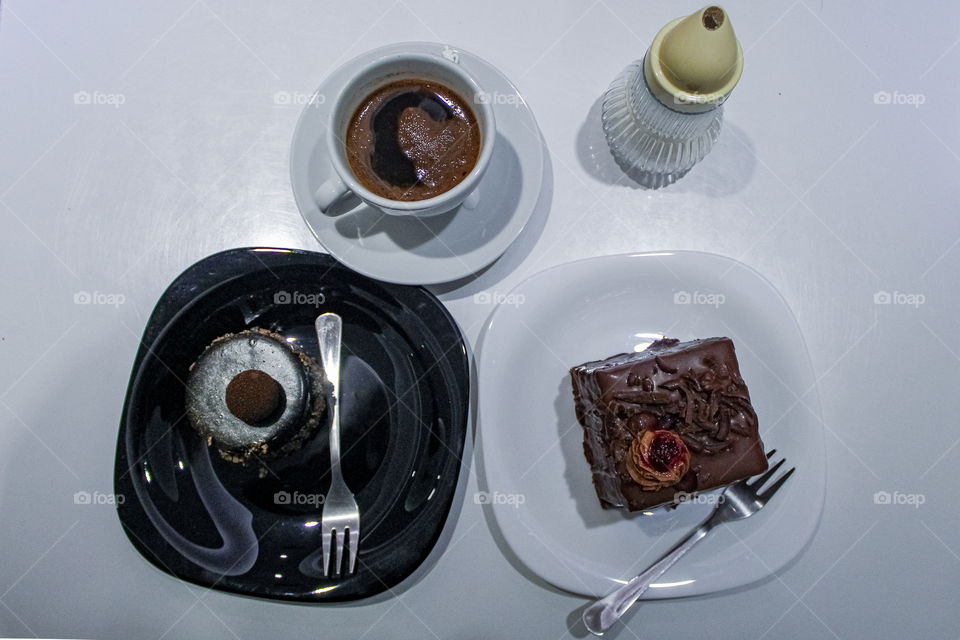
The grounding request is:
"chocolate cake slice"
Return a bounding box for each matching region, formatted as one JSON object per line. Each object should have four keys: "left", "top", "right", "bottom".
{"left": 570, "top": 337, "right": 768, "bottom": 511}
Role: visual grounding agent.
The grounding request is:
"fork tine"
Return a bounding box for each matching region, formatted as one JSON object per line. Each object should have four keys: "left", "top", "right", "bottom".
{"left": 334, "top": 529, "right": 344, "bottom": 576}
{"left": 765, "top": 449, "right": 777, "bottom": 459}
{"left": 348, "top": 526, "right": 359, "bottom": 574}
{"left": 750, "top": 457, "right": 786, "bottom": 490}
{"left": 758, "top": 466, "right": 795, "bottom": 501}
{"left": 321, "top": 528, "right": 332, "bottom": 577}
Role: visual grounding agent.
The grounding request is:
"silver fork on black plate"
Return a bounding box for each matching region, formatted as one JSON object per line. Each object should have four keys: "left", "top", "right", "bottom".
{"left": 583, "top": 450, "right": 795, "bottom": 635}
{"left": 315, "top": 312, "right": 360, "bottom": 576}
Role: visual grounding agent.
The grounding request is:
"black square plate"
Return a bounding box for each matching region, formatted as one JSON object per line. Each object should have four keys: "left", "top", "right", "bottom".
{"left": 114, "top": 248, "right": 469, "bottom": 601}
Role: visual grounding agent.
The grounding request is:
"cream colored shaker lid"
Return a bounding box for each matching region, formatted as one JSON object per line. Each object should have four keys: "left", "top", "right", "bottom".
{"left": 643, "top": 5, "right": 744, "bottom": 114}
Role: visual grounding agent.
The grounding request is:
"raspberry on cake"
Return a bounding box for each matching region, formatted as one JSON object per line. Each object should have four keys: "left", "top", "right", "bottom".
{"left": 570, "top": 337, "right": 768, "bottom": 511}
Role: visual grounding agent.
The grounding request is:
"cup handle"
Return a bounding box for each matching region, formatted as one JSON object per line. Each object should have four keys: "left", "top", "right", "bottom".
{"left": 315, "top": 175, "right": 351, "bottom": 212}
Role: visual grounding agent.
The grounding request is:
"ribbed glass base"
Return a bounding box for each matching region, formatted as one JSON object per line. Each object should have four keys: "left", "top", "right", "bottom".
{"left": 601, "top": 62, "right": 723, "bottom": 188}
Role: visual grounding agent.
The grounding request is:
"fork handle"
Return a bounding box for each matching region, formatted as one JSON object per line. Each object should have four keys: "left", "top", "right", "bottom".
{"left": 315, "top": 313, "right": 342, "bottom": 472}
{"left": 582, "top": 521, "right": 714, "bottom": 635}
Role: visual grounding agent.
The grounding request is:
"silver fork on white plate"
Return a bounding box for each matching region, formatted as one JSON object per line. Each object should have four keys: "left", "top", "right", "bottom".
{"left": 315, "top": 312, "right": 360, "bottom": 576}
{"left": 583, "top": 450, "right": 795, "bottom": 635}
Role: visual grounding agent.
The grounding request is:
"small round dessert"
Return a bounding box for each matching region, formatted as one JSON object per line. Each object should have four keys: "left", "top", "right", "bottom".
{"left": 185, "top": 328, "right": 326, "bottom": 464}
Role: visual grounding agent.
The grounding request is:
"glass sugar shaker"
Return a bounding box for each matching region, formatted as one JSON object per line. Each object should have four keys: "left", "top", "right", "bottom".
{"left": 601, "top": 5, "right": 744, "bottom": 188}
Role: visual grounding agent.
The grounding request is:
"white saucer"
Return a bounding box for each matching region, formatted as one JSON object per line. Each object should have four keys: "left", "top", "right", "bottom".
{"left": 477, "top": 251, "right": 826, "bottom": 598}
{"left": 290, "top": 42, "right": 544, "bottom": 285}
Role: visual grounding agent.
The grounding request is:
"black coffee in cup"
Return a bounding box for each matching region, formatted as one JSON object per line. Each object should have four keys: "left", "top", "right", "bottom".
{"left": 344, "top": 79, "right": 481, "bottom": 201}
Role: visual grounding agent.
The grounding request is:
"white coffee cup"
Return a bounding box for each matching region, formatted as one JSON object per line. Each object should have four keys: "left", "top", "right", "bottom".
{"left": 314, "top": 51, "right": 496, "bottom": 218}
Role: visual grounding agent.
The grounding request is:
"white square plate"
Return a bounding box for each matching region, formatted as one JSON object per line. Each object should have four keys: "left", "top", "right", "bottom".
{"left": 477, "top": 251, "right": 825, "bottom": 598}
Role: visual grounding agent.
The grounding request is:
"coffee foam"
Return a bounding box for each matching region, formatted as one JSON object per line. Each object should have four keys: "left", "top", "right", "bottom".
{"left": 345, "top": 79, "right": 481, "bottom": 202}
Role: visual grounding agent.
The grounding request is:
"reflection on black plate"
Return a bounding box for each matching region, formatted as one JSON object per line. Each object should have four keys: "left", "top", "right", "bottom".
{"left": 114, "top": 248, "right": 469, "bottom": 602}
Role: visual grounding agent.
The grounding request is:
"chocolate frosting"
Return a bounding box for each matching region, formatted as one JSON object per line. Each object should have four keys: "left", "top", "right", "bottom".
{"left": 571, "top": 337, "right": 768, "bottom": 511}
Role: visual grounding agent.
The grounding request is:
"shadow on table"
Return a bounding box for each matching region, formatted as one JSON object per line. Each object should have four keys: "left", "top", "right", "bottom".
{"left": 427, "top": 130, "right": 554, "bottom": 300}
{"left": 575, "top": 95, "right": 757, "bottom": 195}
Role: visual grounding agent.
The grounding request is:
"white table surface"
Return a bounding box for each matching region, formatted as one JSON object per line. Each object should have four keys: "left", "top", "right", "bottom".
{"left": 1, "top": 1, "right": 958, "bottom": 638}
